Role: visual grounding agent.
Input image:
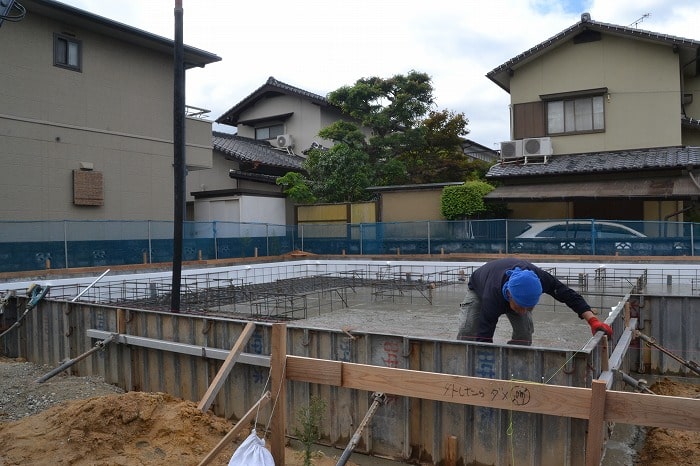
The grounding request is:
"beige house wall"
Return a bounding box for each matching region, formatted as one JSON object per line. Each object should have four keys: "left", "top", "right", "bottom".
{"left": 380, "top": 190, "right": 446, "bottom": 222}
{"left": 511, "top": 34, "right": 682, "bottom": 154}
{"left": 1, "top": 118, "right": 175, "bottom": 221}
{"left": 297, "top": 202, "right": 376, "bottom": 223}
{"left": 235, "top": 95, "right": 334, "bottom": 151}
{"left": 186, "top": 151, "right": 241, "bottom": 202}
{"left": 643, "top": 200, "right": 686, "bottom": 226}
{"left": 185, "top": 118, "right": 215, "bottom": 170}
{"left": 0, "top": 5, "right": 213, "bottom": 221}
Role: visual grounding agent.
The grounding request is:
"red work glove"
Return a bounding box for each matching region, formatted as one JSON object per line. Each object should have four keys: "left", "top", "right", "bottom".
{"left": 588, "top": 317, "right": 612, "bottom": 337}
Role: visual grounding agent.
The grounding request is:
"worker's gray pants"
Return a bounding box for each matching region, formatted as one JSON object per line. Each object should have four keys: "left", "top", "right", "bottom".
{"left": 456, "top": 289, "right": 533, "bottom": 346}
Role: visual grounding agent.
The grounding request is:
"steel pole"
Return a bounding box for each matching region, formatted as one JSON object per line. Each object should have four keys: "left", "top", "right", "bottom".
{"left": 171, "top": 0, "right": 185, "bottom": 312}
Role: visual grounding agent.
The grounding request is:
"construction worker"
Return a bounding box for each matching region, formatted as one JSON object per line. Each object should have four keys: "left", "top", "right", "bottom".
{"left": 457, "top": 258, "right": 612, "bottom": 345}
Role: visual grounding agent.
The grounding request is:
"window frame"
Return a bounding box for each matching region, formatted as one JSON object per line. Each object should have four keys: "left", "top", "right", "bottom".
{"left": 541, "top": 88, "right": 606, "bottom": 136}
{"left": 54, "top": 33, "right": 82, "bottom": 72}
{"left": 255, "top": 124, "right": 284, "bottom": 140}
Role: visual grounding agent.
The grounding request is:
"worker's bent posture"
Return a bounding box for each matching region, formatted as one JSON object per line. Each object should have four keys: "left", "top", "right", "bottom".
{"left": 457, "top": 258, "right": 612, "bottom": 346}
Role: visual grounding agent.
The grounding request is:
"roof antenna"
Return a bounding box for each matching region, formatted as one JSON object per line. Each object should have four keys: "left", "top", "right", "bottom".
{"left": 629, "top": 13, "right": 650, "bottom": 28}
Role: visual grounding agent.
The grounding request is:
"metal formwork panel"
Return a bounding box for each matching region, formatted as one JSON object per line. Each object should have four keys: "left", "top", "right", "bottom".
{"left": 646, "top": 296, "right": 699, "bottom": 375}
{"left": 6, "top": 296, "right": 634, "bottom": 466}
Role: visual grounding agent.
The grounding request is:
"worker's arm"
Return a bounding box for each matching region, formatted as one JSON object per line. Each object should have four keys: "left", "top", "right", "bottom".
{"left": 582, "top": 310, "right": 613, "bottom": 337}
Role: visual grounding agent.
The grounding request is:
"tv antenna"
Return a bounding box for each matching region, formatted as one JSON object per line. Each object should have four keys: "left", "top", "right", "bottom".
{"left": 629, "top": 13, "right": 650, "bottom": 28}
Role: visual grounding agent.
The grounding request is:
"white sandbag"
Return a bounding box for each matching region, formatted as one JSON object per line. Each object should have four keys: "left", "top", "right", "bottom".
{"left": 228, "top": 431, "right": 274, "bottom": 466}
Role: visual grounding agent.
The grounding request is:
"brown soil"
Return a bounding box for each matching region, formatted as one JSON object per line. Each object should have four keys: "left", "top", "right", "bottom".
{"left": 636, "top": 378, "right": 700, "bottom": 466}
{"left": 0, "top": 390, "right": 354, "bottom": 466}
{"left": 0, "top": 358, "right": 355, "bottom": 466}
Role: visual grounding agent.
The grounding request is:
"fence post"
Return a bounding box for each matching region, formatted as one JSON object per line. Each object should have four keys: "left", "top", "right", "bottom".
{"left": 266, "top": 223, "right": 269, "bottom": 256}
{"left": 504, "top": 219, "right": 509, "bottom": 255}
{"left": 63, "top": 220, "right": 68, "bottom": 269}
{"left": 300, "top": 224, "right": 304, "bottom": 251}
{"left": 692, "top": 224, "right": 695, "bottom": 257}
{"left": 427, "top": 221, "right": 431, "bottom": 255}
{"left": 213, "top": 221, "right": 218, "bottom": 260}
{"left": 360, "top": 223, "right": 364, "bottom": 255}
{"left": 148, "top": 220, "right": 153, "bottom": 264}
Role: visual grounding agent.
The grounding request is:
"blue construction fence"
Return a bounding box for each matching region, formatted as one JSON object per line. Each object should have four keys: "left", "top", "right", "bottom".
{"left": 0, "top": 218, "right": 697, "bottom": 273}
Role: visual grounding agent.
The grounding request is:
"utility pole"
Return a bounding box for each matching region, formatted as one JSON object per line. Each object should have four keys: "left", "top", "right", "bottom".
{"left": 171, "top": 0, "right": 185, "bottom": 312}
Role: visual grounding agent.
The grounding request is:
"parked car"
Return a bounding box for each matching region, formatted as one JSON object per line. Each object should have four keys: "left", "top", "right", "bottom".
{"left": 515, "top": 221, "right": 646, "bottom": 239}
{"left": 511, "top": 220, "right": 646, "bottom": 254}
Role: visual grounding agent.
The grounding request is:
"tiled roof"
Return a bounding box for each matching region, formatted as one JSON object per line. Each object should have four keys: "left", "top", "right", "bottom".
{"left": 486, "top": 146, "right": 700, "bottom": 179}
{"left": 487, "top": 15, "right": 700, "bottom": 92}
{"left": 216, "top": 76, "right": 330, "bottom": 126}
{"left": 212, "top": 132, "right": 305, "bottom": 171}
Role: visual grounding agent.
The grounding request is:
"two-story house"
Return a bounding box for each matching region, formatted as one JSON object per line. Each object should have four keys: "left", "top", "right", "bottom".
{"left": 484, "top": 13, "right": 700, "bottom": 226}
{"left": 188, "top": 77, "right": 501, "bottom": 225}
{"left": 0, "top": 0, "right": 220, "bottom": 222}
{"left": 187, "top": 76, "right": 350, "bottom": 225}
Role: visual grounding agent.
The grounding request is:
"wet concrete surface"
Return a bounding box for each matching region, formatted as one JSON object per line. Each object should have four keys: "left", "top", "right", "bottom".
{"left": 293, "top": 281, "right": 623, "bottom": 351}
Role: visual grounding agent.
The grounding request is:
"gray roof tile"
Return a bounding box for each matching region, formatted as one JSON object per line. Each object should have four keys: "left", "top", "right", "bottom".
{"left": 212, "top": 132, "right": 305, "bottom": 171}
{"left": 486, "top": 146, "right": 700, "bottom": 179}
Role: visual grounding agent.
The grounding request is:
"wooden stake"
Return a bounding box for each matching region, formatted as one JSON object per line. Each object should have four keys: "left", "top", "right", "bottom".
{"left": 445, "top": 435, "right": 457, "bottom": 466}
{"left": 197, "top": 391, "right": 271, "bottom": 466}
{"left": 117, "top": 308, "right": 126, "bottom": 334}
{"left": 198, "top": 322, "right": 255, "bottom": 413}
{"left": 585, "top": 380, "right": 607, "bottom": 466}
{"left": 270, "top": 323, "right": 287, "bottom": 466}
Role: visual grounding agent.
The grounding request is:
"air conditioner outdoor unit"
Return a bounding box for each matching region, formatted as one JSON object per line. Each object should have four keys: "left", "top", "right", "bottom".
{"left": 275, "top": 134, "right": 294, "bottom": 148}
{"left": 523, "top": 137, "right": 553, "bottom": 156}
{"left": 500, "top": 140, "right": 523, "bottom": 159}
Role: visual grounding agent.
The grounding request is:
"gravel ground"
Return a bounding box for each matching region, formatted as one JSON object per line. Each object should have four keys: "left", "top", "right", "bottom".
{"left": 0, "top": 356, "right": 124, "bottom": 422}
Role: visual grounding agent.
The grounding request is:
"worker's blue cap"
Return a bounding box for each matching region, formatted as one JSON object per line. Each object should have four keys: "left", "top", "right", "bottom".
{"left": 502, "top": 267, "right": 542, "bottom": 307}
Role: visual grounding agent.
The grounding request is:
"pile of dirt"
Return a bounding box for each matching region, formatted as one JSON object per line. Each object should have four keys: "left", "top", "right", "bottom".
{"left": 0, "top": 391, "right": 232, "bottom": 465}
{"left": 0, "top": 358, "right": 356, "bottom": 466}
{"left": 636, "top": 378, "right": 700, "bottom": 466}
{"left": 0, "top": 390, "right": 354, "bottom": 466}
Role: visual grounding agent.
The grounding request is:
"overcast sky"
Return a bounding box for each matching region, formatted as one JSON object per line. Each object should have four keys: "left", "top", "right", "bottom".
{"left": 57, "top": 0, "right": 700, "bottom": 151}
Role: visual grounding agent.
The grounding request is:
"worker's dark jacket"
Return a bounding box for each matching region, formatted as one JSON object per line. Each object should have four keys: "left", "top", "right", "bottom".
{"left": 467, "top": 258, "right": 591, "bottom": 340}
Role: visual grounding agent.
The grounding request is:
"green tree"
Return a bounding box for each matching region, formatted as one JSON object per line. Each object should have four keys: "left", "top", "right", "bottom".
{"left": 400, "top": 109, "right": 483, "bottom": 183}
{"left": 323, "top": 70, "right": 472, "bottom": 187}
{"left": 303, "top": 143, "right": 374, "bottom": 203}
{"left": 440, "top": 180, "right": 495, "bottom": 220}
{"left": 276, "top": 172, "right": 316, "bottom": 204}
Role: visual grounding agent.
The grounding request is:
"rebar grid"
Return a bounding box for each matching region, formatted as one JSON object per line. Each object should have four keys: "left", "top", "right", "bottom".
{"left": 42, "top": 264, "right": 700, "bottom": 320}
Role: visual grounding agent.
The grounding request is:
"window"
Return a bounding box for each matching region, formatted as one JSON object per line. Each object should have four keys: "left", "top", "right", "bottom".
{"left": 54, "top": 33, "right": 81, "bottom": 71}
{"left": 546, "top": 95, "right": 604, "bottom": 134}
{"left": 255, "top": 124, "right": 284, "bottom": 140}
